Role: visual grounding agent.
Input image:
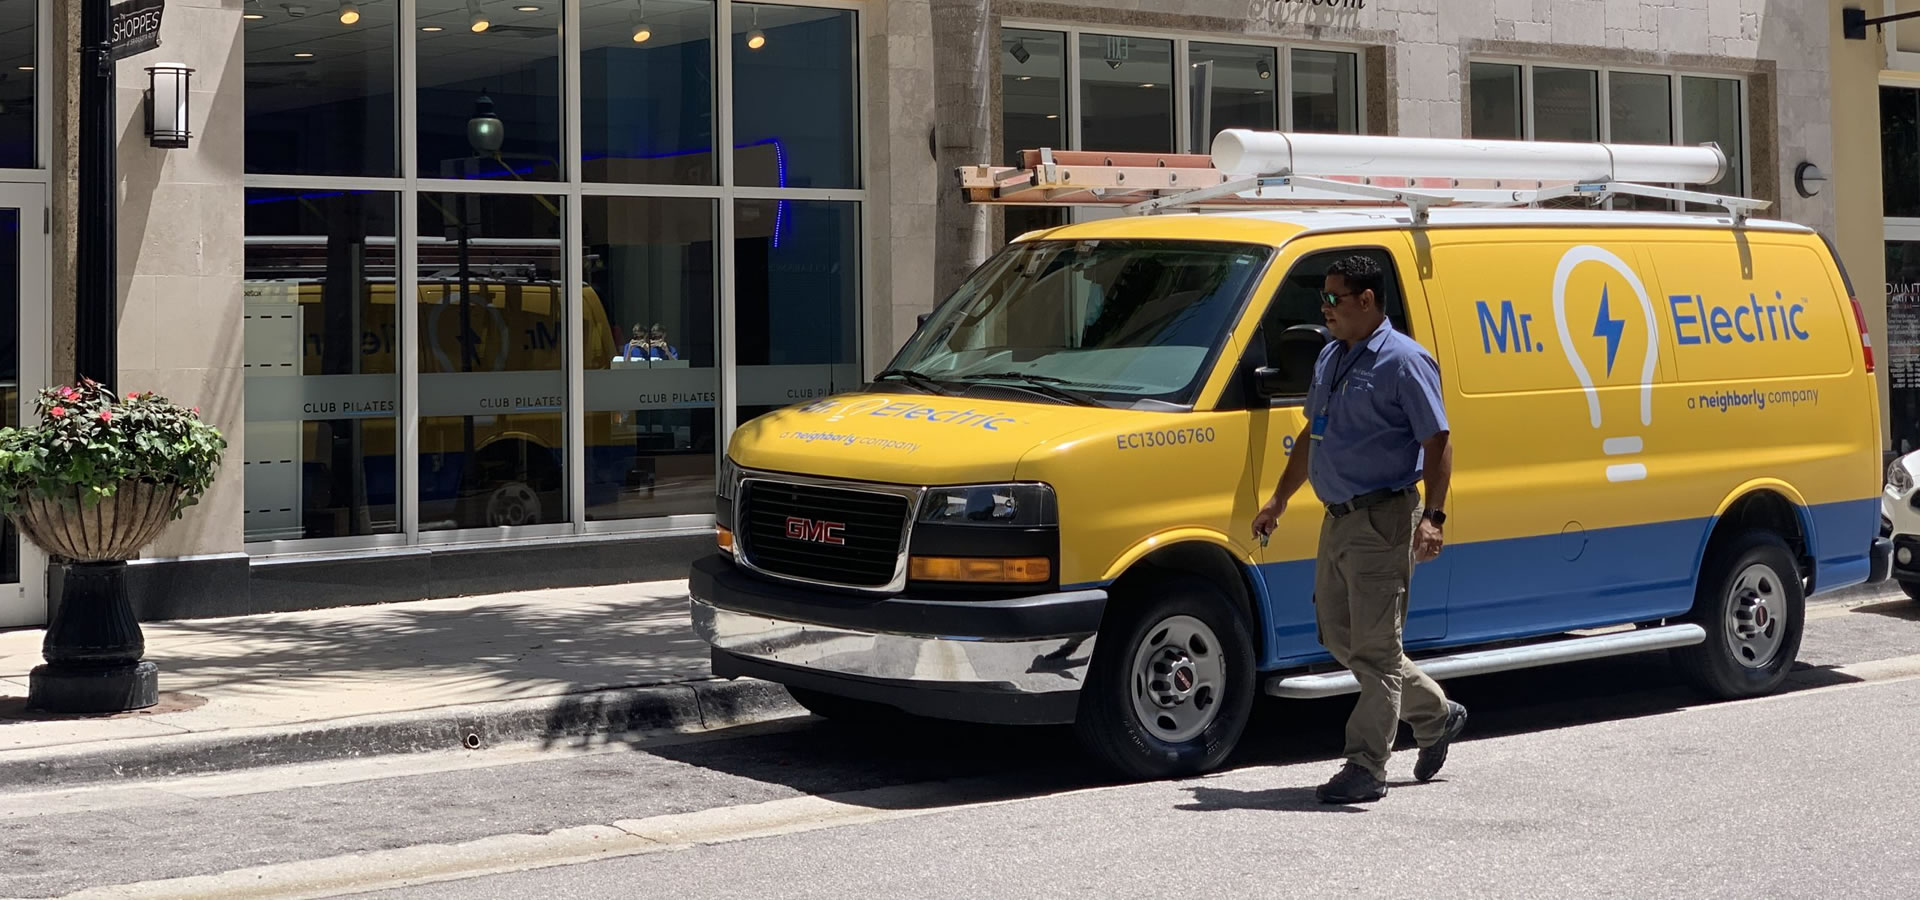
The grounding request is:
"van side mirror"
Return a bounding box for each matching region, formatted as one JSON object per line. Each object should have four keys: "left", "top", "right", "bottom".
{"left": 916, "top": 312, "right": 932, "bottom": 328}
{"left": 1253, "top": 324, "right": 1332, "bottom": 399}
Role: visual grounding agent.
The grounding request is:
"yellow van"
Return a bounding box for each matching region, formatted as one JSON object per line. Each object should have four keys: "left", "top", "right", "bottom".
{"left": 691, "top": 134, "right": 1892, "bottom": 778}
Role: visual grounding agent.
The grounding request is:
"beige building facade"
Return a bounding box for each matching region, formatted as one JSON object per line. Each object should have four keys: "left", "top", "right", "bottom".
{"left": 0, "top": 0, "right": 1842, "bottom": 626}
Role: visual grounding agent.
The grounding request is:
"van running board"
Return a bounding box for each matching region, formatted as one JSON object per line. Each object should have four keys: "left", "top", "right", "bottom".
{"left": 1263, "top": 623, "right": 1708, "bottom": 699}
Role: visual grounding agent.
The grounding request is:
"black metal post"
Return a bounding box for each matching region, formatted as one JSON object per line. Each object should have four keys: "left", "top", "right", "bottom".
{"left": 75, "top": 0, "right": 117, "bottom": 389}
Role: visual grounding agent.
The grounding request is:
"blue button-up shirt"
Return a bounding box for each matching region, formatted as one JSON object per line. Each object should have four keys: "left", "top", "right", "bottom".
{"left": 1303, "top": 318, "right": 1449, "bottom": 506}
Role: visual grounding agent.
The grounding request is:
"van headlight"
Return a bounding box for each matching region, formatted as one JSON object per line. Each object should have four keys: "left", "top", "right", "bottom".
{"left": 919, "top": 483, "right": 1057, "bottom": 527}
{"left": 1890, "top": 458, "right": 1914, "bottom": 494}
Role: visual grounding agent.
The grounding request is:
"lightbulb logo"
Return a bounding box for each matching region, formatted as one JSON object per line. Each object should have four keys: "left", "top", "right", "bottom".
{"left": 1551, "top": 245, "right": 1659, "bottom": 484}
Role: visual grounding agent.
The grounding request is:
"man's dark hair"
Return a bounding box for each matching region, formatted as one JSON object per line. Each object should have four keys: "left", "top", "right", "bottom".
{"left": 1327, "top": 254, "right": 1385, "bottom": 305}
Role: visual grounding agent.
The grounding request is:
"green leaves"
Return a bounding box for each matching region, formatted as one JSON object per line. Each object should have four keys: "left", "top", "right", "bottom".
{"left": 0, "top": 378, "right": 227, "bottom": 520}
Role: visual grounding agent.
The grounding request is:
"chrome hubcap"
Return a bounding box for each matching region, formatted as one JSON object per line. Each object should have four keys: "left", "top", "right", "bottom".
{"left": 1129, "top": 615, "right": 1226, "bottom": 743}
{"left": 1725, "top": 563, "right": 1787, "bottom": 669}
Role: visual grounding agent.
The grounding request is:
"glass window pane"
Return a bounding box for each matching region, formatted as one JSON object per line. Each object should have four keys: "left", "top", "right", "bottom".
{"left": 1290, "top": 49, "right": 1358, "bottom": 134}
{"left": 1079, "top": 34, "right": 1174, "bottom": 153}
{"left": 1468, "top": 63, "right": 1522, "bottom": 139}
{"left": 731, "top": 4, "right": 859, "bottom": 189}
{"left": 583, "top": 198, "right": 718, "bottom": 521}
{"left": 1533, "top": 67, "right": 1598, "bottom": 141}
{"left": 0, "top": 2, "right": 35, "bottom": 168}
{"left": 417, "top": 1, "right": 562, "bottom": 182}
{"left": 1609, "top": 72, "right": 1674, "bottom": 210}
{"left": 243, "top": 189, "right": 401, "bottom": 542}
{"left": 244, "top": 0, "right": 398, "bottom": 177}
{"left": 416, "top": 193, "right": 567, "bottom": 530}
{"left": 583, "top": 0, "right": 715, "bottom": 185}
{"left": 1887, "top": 240, "right": 1920, "bottom": 454}
{"left": 1682, "top": 76, "right": 1743, "bottom": 197}
{"left": 1885, "top": 87, "right": 1920, "bottom": 218}
{"left": 1189, "top": 43, "right": 1277, "bottom": 151}
{"left": 2, "top": 209, "right": 17, "bottom": 581}
{"left": 735, "top": 199, "right": 860, "bottom": 425}
{"left": 1003, "top": 29, "right": 1066, "bottom": 166}
{"left": 1608, "top": 72, "right": 1671, "bottom": 143}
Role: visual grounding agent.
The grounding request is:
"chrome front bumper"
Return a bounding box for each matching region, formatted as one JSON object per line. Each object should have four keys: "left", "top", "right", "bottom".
{"left": 691, "top": 598, "right": 1097, "bottom": 694}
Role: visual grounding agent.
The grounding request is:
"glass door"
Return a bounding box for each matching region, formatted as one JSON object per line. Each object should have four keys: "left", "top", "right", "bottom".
{"left": 1886, "top": 221, "right": 1920, "bottom": 456}
{"left": 1, "top": 183, "right": 47, "bottom": 628}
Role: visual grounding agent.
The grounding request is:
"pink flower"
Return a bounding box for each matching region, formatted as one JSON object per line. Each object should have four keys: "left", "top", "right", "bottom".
{"left": 99, "top": 410, "right": 112, "bottom": 423}
{"left": 49, "top": 406, "right": 66, "bottom": 418}
{"left": 190, "top": 407, "right": 200, "bottom": 416}
{"left": 59, "top": 387, "right": 75, "bottom": 400}
{"left": 127, "top": 392, "right": 138, "bottom": 401}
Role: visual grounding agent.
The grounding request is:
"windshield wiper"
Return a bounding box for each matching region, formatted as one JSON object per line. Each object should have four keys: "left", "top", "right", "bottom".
{"left": 872, "top": 368, "right": 954, "bottom": 396}
{"left": 956, "top": 372, "right": 1103, "bottom": 407}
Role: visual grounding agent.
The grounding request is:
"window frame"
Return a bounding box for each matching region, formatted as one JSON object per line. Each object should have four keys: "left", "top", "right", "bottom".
{"left": 240, "top": 0, "right": 870, "bottom": 555}
{"left": 1466, "top": 57, "right": 1751, "bottom": 204}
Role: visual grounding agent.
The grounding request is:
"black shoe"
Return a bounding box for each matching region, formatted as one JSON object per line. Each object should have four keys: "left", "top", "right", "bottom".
{"left": 1414, "top": 701, "right": 1468, "bottom": 782}
{"left": 1315, "top": 763, "right": 1388, "bottom": 804}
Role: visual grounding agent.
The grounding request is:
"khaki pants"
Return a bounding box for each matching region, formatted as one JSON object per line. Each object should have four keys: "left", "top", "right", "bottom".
{"left": 1313, "top": 490, "right": 1450, "bottom": 779}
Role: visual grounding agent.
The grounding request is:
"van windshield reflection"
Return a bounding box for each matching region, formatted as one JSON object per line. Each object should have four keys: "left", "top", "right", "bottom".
{"left": 888, "top": 239, "right": 1272, "bottom": 407}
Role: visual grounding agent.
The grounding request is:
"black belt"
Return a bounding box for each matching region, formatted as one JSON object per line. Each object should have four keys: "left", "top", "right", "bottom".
{"left": 1325, "top": 486, "right": 1416, "bottom": 517}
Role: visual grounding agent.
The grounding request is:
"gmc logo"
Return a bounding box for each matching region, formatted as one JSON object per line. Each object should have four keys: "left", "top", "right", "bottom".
{"left": 783, "top": 516, "right": 847, "bottom": 545}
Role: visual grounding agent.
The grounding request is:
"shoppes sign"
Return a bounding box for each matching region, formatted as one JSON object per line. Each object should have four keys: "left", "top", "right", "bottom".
{"left": 109, "top": 0, "right": 166, "bottom": 61}
{"left": 1275, "top": 0, "right": 1366, "bottom": 7}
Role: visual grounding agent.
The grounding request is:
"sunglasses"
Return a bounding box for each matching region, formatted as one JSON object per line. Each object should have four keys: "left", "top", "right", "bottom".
{"left": 1321, "top": 290, "right": 1361, "bottom": 307}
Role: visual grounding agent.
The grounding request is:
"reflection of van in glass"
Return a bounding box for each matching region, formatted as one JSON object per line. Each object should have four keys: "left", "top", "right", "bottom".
{"left": 693, "top": 134, "right": 1893, "bottom": 780}
{"left": 243, "top": 238, "right": 674, "bottom": 540}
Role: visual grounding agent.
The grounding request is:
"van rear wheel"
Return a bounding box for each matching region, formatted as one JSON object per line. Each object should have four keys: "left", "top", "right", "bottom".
{"left": 1673, "top": 530, "right": 1804, "bottom": 700}
{"left": 1073, "top": 576, "right": 1255, "bottom": 780}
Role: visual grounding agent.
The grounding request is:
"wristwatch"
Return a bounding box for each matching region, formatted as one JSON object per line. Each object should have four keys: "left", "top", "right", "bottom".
{"left": 1422, "top": 508, "right": 1446, "bottom": 527}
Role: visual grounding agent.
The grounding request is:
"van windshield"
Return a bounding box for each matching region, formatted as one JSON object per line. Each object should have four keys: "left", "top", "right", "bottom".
{"left": 885, "top": 239, "right": 1273, "bottom": 407}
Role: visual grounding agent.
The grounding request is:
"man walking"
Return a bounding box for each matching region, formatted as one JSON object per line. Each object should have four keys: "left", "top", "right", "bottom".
{"left": 1251, "top": 254, "right": 1468, "bottom": 804}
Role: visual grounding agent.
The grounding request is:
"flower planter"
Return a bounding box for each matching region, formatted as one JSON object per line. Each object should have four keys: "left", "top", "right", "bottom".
{"left": 0, "top": 380, "right": 226, "bottom": 714}
{"left": 11, "top": 481, "right": 182, "bottom": 563}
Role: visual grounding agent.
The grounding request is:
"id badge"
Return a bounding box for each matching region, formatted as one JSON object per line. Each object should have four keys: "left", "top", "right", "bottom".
{"left": 1310, "top": 414, "right": 1328, "bottom": 442}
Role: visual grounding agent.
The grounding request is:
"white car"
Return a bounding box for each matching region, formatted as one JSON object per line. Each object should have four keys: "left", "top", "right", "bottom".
{"left": 1883, "top": 450, "right": 1920, "bottom": 600}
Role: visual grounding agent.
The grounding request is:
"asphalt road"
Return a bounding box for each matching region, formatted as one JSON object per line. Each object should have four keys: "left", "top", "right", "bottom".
{"left": 5, "top": 591, "right": 1919, "bottom": 899}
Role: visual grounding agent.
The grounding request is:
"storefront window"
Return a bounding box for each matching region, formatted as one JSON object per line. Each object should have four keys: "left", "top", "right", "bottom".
{"left": 0, "top": 2, "right": 34, "bottom": 168}
{"left": 1290, "top": 49, "right": 1357, "bottom": 134}
{"left": 1532, "top": 67, "right": 1598, "bottom": 141}
{"left": 1080, "top": 34, "right": 1174, "bottom": 153}
{"left": 242, "top": 190, "right": 400, "bottom": 542}
{"left": 244, "top": 0, "right": 399, "bottom": 177}
{"left": 1608, "top": 72, "right": 1674, "bottom": 210}
{"left": 416, "top": 192, "right": 567, "bottom": 531}
{"left": 1003, "top": 29, "right": 1066, "bottom": 166}
{"left": 1682, "top": 76, "right": 1744, "bottom": 197}
{"left": 1469, "top": 63, "right": 1522, "bottom": 139}
{"left": 735, "top": 199, "right": 860, "bottom": 425}
{"left": 1888, "top": 240, "right": 1920, "bottom": 455}
{"left": 732, "top": 4, "right": 859, "bottom": 189}
{"left": 583, "top": 0, "right": 715, "bottom": 185}
{"left": 1886, "top": 87, "right": 1920, "bottom": 219}
{"left": 1190, "top": 43, "right": 1276, "bottom": 150}
{"left": 1, "top": 209, "right": 17, "bottom": 580}
{"left": 583, "top": 197, "right": 718, "bottom": 521}
{"left": 417, "top": 1, "right": 562, "bottom": 182}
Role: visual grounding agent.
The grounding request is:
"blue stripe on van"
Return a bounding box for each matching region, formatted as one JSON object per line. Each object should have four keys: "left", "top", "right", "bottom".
{"left": 1069, "top": 497, "right": 1880, "bottom": 673}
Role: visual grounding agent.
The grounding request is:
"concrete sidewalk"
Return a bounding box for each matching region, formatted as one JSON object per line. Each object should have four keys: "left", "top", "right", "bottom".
{"left": 0, "top": 581, "right": 797, "bottom": 791}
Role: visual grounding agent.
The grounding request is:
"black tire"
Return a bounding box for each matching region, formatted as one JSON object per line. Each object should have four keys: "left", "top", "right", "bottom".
{"left": 1900, "top": 579, "right": 1920, "bottom": 603}
{"left": 1072, "top": 575, "right": 1257, "bottom": 780}
{"left": 1673, "top": 530, "right": 1805, "bottom": 700}
{"left": 786, "top": 686, "right": 913, "bottom": 728}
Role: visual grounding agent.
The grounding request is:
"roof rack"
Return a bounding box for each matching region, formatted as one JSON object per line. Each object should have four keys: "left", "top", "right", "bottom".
{"left": 956, "top": 131, "right": 1771, "bottom": 226}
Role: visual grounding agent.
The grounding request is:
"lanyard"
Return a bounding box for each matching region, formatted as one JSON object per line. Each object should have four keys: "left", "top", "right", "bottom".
{"left": 1327, "top": 342, "right": 1369, "bottom": 400}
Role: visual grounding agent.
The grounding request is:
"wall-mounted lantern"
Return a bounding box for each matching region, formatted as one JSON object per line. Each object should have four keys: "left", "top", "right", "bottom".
{"left": 144, "top": 62, "right": 194, "bottom": 149}
{"left": 1795, "top": 161, "right": 1828, "bottom": 199}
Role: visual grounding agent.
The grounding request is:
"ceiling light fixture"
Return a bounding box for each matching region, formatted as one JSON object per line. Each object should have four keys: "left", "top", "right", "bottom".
{"left": 468, "top": 0, "right": 491, "bottom": 32}
{"left": 631, "top": 0, "right": 651, "bottom": 42}
{"left": 243, "top": 13, "right": 266, "bottom": 20}
{"left": 516, "top": 4, "right": 542, "bottom": 10}
{"left": 422, "top": 25, "right": 444, "bottom": 32}
{"left": 338, "top": 2, "right": 360, "bottom": 25}
{"left": 1257, "top": 58, "right": 1272, "bottom": 80}
{"left": 293, "top": 51, "right": 315, "bottom": 58}
{"left": 746, "top": 7, "right": 766, "bottom": 50}
{"left": 1008, "top": 39, "right": 1030, "bottom": 64}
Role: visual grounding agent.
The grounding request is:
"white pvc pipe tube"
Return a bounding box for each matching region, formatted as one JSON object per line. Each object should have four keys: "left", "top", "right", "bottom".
{"left": 1210, "top": 129, "right": 1728, "bottom": 185}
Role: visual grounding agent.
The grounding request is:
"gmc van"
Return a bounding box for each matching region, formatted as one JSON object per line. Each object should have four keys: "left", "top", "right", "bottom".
{"left": 690, "top": 134, "right": 1893, "bottom": 778}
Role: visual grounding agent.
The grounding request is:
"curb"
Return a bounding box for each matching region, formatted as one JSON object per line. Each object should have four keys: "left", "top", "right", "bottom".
{"left": 0, "top": 677, "right": 800, "bottom": 793}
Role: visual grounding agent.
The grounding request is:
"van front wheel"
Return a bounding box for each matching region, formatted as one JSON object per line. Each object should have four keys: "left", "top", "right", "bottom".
{"left": 1074, "top": 576, "right": 1255, "bottom": 780}
{"left": 1674, "top": 530, "right": 1805, "bottom": 700}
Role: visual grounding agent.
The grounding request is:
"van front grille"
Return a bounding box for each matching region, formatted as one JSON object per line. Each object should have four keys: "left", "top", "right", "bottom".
{"left": 739, "top": 481, "right": 911, "bottom": 588}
